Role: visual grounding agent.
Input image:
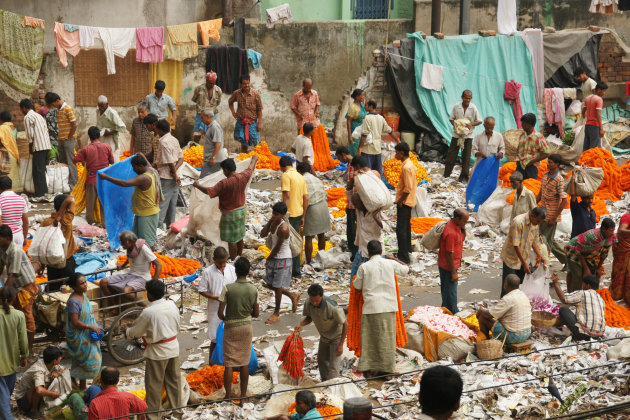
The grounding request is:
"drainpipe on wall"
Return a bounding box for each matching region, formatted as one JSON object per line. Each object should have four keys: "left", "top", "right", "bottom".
{"left": 222, "top": 0, "right": 233, "bottom": 27}
{"left": 431, "top": 0, "right": 441, "bottom": 34}
{"left": 459, "top": 0, "right": 471, "bottom": 34}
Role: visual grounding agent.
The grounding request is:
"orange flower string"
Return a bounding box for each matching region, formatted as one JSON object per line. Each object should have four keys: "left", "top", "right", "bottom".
{"left": 596, "top": 288, "right": 630, "bottom": 330}
{"left": 117, "top": 254, "right": 201, "bottom": 278}
{"left": 410, "top": 218, "right": 445, "bottom": 234}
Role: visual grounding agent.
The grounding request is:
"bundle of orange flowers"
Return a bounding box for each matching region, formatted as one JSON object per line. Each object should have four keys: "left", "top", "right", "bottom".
{"left": 596, "top": 288, "right": 630, "bottom": 330}
{"left": 347, "top": 276, "right": 407, "bottom": 356}
{"left": 499, "top": 160, "right": 548, "bottom": 187}
{"left": 22, "top": 239, "right": 32, "bottom": 253}
{"left": 237, "top": 141, "right": 281, "bottom": 170}
{"left": 120, "top": 149, "right": 131, "bottom": 160}
{"left": 410, "top": 217, "right": 445, "bottom": 234}
{"left": 186, "top": 365, "right": 239, "bottom": 396}
{"left": 300, "top": 125, "right": 339, "bottom": 172}
{"left": 326, "top": 187, "right": 348, "bottom": 218}
{"left": 117, "top": 254, "right": 201, "bottom": 278}
{"left": 382, "top": 154, "right": 431, "bottom": 188}
{"left": 579, "top": 148, "right": 625, "bottom": 201}
{"left": 288, "top": 402, "right": 342, "bottom": 417}
{"left": 183, "top": 145, "right": 204, "bottom": 168}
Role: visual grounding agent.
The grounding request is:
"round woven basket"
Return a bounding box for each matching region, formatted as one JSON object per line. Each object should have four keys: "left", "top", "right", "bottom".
{"left": 532, "top": 311, "right": 557, "bottom": 329}
{"left": 476, "top": 338, "right": 504, "bottom": 360}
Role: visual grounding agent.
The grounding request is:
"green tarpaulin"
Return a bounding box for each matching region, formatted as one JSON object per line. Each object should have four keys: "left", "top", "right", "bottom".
{"left": 408, "top": 32, "right": 537, "bottom": 144}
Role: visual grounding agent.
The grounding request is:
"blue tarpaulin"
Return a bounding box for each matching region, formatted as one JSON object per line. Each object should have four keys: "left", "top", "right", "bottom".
{"left": 408, "top": 32, "right": 537, "bottom": 144}
{"left": 74, "top": 252, "right": 113, "bottom": 281}
{"left": 97, "top": 158, "right": 136, "bottom": 250}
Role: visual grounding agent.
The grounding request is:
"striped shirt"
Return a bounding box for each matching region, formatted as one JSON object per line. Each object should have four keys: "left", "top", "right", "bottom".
{"left": 0, "top": 241, "right": 35, "bottom": 289}
{"left": 303, "top": 172, "right": 326, "bottom": 205}
{"left": 0, "top": 191, "right": 28, "bottom": 235}
{"left": 57, "top": 103, "right": 77, "bottom": 141}
{"left": 23, "top": 110, "right": 51, "bottom": 152}
{"left": 501, "top": 212, "right": 539, "bottom": 269}
{"left": 540, "top": 170, "right": 566, "bottom": 223}
{"left": 564, "top": 289, "right": 606, "bottom": 336}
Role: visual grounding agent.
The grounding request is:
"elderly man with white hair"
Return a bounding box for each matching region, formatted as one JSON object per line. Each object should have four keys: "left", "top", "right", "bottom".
{"left": 96, "top": 95, "right": 126, "bottom": 162}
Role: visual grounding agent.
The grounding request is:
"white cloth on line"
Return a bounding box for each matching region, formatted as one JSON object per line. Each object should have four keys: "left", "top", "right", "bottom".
{"left": 94, "top": 27, "right": 136, "bottom": 75}
{"left": 420, "top": 62, "right": 444, "bottom": 91}
{"left": 521, "top": 28, "right": 544, "bottom": 104}
{"left": 79, "top": 26, "right": 95, "bottom": 49}
{"left": 497, "top": 0, "right": 518, "bottom": 35}
{"left": 563, "top": 88, "right": 577, "bottom": 100}
{"left": 266, "top": 3, "right": 293, "bottom": 28}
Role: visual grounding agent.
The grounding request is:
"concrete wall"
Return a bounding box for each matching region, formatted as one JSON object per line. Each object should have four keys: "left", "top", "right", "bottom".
{"left": 414, "top": 0, "right": 630, "bottom": 41}
{"left": 259, "top": 0, "right": 414, "bottom": 21}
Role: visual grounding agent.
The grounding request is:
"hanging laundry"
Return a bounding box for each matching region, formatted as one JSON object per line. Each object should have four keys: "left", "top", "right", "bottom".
{"left": 625, "top": 81, "right": 630, "bottom": 96}
{"left": 164, "top": 23, "right": 198, "bottom": 61}
{"left": 53, "top": 21, "right": 80, "bottom": 67}
{"left": 563, "top": 88, "right": 577, "bottom": 100}
{"left": 206, "top": 44, "right": 249, "bottom": 94}
{"left": 0, "top": 10, "right": 44, "bottom": 99}
{"left": 589, "top": 0, "right": 619, "bottom": 13}
{"left": 544, "top": 88, "right": 565, "bottom": 138}
{"left": 266, "top": 3, "right": 293, "bottom": 28}
{"left": 149, "top": 60, "right": 183, "bottom": 106}
{"left": 504, "top": 80, "right": 523, "bottom": 128}
{"left": 94, "top": 27, "right": 136, "bottom": 75}
{"left": 497, "top": 0, "right": 517, "bottom": 34}
{"left": 248, "top": 49, "right": 262, "bottom": 69}
{"left": 521, "top": 28, "right": 544, "bottom": 104}
{"left": 136, "top": 27, "right": 164, "bottom": 63}
{"left": 21, "top": 16, "right": 44, "bottom": 29}
{"left": 79, "top": 26, "right": 95, "bottom": 49}
{"left": 420, "top": 62, "right": 444, "bottom": 91}
{"left": 64, "top": 24, "right": 79, "bottom": 32}
{"left": 198, "top": 19, "right": 222, "bottom": 46}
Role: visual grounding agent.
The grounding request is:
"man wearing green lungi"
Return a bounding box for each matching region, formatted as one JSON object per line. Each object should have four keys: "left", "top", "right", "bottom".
{"left": 193, "top": 156, "right": 258, "bottom": 260}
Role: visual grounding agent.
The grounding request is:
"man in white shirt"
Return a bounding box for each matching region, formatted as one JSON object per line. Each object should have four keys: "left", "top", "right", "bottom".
{"left": 199, "top": 109, "right": 226, "bottom": 178}
{"left": 20, "top": 99, "right": 51, "bottom": 198}
{"left": 99, "top": 231, "right": 162, "bottom": 309}
{"left": 574, "top": 68, "right": 597, "bottom": 98}
{"left": 154, "top": 119, "right": 184, "bottom": 229}
{"left": 472, "top": 116, "right": 505, "bottom": 171}
{"left": 444, "top": 90, "right": 482, "bottom": 182}
{"left": 354, "top": 240, "right": 408, "bottom": 377}
{"left": 358, "top": 100, "right": 397, "bottom": 177}
{"left": 477, "top": 274, "right": 532, "bottom": 344}
{"left": 418, "top": 366, "right": 463, "bottom": 420}
{"left": 197, "top": 246, "right": 236, "bottom": 363}
{"left": 96, "top": 95, "right": 126, "bottom": 162}
{"left": 291, "top": 122, "right": 315, "bottom": 166}
{"left": 126, "top": 279, "right": 182, "bottom": 420}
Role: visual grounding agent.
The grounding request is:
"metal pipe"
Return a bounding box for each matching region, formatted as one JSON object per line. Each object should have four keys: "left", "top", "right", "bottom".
{"left": 431, "top": 0, "right": 441, "bottom": 35}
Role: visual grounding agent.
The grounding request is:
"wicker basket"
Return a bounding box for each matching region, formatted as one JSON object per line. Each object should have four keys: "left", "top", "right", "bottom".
{"left": 532, "top": 311, "right": 557, "bottom": 329}
{"left": 476, "top": 336, "right": 505, "bottom": 360}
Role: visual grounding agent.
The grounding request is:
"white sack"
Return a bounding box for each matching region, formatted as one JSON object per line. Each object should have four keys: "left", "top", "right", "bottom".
{"left": 46, "top": 164, "right": 70, "bottom": 194}
{"left": 478, "top": 187, "right": 513, "bottom": 227}
{"left": 354, "top": 171, "right": 391, "bottom": 213}
{"left": 28, "top": 225, "right": 67, "bottom": 267}
{"left": 411, "top": 185, "right": 432, "bottom": 218}
{"left": 19, "top": 157, "right": 34, "bottom": 194}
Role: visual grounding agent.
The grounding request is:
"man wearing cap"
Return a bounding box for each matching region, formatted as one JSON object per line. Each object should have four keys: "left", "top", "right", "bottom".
{"left": 96, "top": 95, "right": 126, "bottom": 163}
{"left": 192, "top": 71, "right": 223, "bottom": 142}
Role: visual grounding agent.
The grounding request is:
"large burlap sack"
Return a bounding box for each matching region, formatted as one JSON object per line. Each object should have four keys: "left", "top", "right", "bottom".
{"left": 563, "top": 166, "right": 604, "bottom": 196}
{"left": 421, "top": 220, "right": 447, "bottom": 250}
{"left": 28, "top": 225, "right": 67, "bottom": 268}
{"left": 437, "top": 337, "right": 475, "bottom": 361}
{"left": 354, "top": 171, "right": 392, "bottom": 213}
{"left": 403, "top": 322, "right": 425, "bottom": 354}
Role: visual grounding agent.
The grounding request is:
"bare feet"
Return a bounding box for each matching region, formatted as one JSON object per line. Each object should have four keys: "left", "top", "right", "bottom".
{"left": 291, "top": 293, "right": 301, "bottom": 313}
{"left": 265, "top": 314, "right": 280, "bottom": 324}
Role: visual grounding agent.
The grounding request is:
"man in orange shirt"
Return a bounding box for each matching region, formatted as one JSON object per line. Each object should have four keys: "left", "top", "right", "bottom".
{"left": 394, "top": 142, "right": 417, "bottom": 264}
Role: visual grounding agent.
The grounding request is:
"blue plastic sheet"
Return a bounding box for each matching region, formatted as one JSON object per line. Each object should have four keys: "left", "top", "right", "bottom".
{"left": 466, "top": 156, "right": 500, "bottom": 212}
{"left": 210, "top": 322, "right": 259, "bottom": 374}
{"left": 74, "top": 252, "right": 113, "bottom": 281}
{"left": 408, "top": 32, "right": 537, "bottom": 144}
{"left": 97, "top": 158, "right": 136, "bottom": 250}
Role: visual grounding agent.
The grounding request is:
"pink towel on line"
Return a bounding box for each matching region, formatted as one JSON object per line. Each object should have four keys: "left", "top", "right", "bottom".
{"left": 504, "top": 80, "right": 523, "bottom": 129}
{"left": 53, "top": 22, "right": 80, "bottom": 67}
{"left": 136, "top": 27, "right": 164, "bottom": 63}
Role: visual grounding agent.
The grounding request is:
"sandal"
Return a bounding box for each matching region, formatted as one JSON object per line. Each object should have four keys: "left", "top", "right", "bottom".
{"left": 291, "top": 293, "right": 301, "bottom": 313}
{"left": 265, "top": 314, "right": 280, "bottom": 325}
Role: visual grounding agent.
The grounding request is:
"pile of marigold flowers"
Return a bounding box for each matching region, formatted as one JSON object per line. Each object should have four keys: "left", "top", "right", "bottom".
{"left": 326, "top": 187, "right": 347, "bottom": 218}
{"left": 117, "top": 254, "right": 200, "bottom": 278}
{"left": 288, "top": 402, "right": 342, "bottom": 418}
{"left": 596, "top": 288, "right": 630, "bottom": 330}
{"left": 237, "top": 141, "right": 280, "bottom": 170}
{"left": 410, "top": 217, "right": 445, "bottom": 234}
{"left": 183, "top": 145, "right": 204, "bottom": 168}
{"left": 383, "top": 153, "right": 431, "bottom": 188}
{"left": 186, "top": 365, "right": 239, "bottom": 396}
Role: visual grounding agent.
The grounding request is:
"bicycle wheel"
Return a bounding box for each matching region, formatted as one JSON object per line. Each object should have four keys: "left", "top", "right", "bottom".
{"left": 107, "top": 307, "right": 145, "bottom": 365}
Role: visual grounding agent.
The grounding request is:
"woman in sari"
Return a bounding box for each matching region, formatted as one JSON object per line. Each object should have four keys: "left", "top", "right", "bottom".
{"left": 66, "top": 273, "right": 102, "bottom": 390}
{"left": 611, "top": 213, "right": 630, "bottom": 304}
{"left": 346, "top": 89, "right": 367, "bottom": 156}
{"left": 564, "top": 218, "right": 616, "bottom": 293}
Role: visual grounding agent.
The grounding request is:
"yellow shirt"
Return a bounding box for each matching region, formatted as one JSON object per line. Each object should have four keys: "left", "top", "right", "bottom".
{"left": 396, "top": 158, "right": 417, "bottom": 207}
{"left": 131, "top": 172, "right": 160, "bottom": 217}
{"left": 281, "top": 167, "right": 307, "bottom": 218}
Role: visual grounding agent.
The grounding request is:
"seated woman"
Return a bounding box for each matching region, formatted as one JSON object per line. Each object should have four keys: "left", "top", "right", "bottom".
{"left": 477, "top": 274, "right": 532, "bottom": 344}
{"left": 264, "top": 390, "right": 322, "bottom": 420}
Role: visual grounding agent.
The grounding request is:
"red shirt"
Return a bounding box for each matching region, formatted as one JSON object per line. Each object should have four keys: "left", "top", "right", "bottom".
{"left": 73, "top": 140, "right": 114, "bottom": 185}
{"left": 88, "top": 387, "right": 147, "bottom": 420}
{"left": 584, "top": 94, "right": 603, "bottom": 127}
{"left": 438, "top": 219, "right": 464, "bottom": 271}
{"left": 206, "top": 167, "right": 253, "bottom": 213}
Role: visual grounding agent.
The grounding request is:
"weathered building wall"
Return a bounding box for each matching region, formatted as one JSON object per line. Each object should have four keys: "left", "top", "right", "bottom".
{"left": 414, "top": 0, "right": 630, "bottom": 41}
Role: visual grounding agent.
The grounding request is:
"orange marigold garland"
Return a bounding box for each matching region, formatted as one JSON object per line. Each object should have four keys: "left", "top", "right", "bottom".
{"left": 117, "top": 254, "right": 201, "bottom": 278}
{"left": 410, "top": 217, "right": 445, "bottom": 234}
{"left": 288, "top": 402, "right": 342, "bottom": 417}
{"left": 326, "top": 187, "right": 348, "bottom": 218}
{"left": 596, "top": 288, "right": 630, "bottom": 330}
{"left": 383, "top": 154, "right": 431, "bottom": 188}
{"left": 183, "top": 146, "right": 204, "bottom": 168}
{"left": 186, "top": 365, "right": 239, "bottom": 396}
{"left": 300, "top": 125, "right": 339, "bottom": 172}
{"left": 237, "top": 141, "right": 281, "bottom": 170}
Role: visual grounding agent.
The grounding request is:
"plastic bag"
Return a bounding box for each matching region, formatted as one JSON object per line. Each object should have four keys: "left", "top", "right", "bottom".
{"left": 466, "top": 156, "right": 500, "bottom": 211}
{"left": 351, "top": 125, "right": 372, "bottom": 144}
{"left": 28, "top": 226, "right": 67, "bottom": 268}
{"left": 411, "top": 185, "right": 432, "bottom": 218}
{"left": 96, "top": 158, "right": 137, "bottom": 250}
{"left": 421, "top": 220, "right": 447, "bottom": 250}
{"left": 210, "top": 322, "right": 259, "bottom": 375}
{"left": 520, "top": 265, "right": 551, "bottom": 303}
{"left": 354, "top": 171, "right": 392, "bottom": 213}
{"left": 277, "top": 332, "right": 305, "bottom": 379}
{"left": 563, "top": 166, "right": 604, "bottom": 196}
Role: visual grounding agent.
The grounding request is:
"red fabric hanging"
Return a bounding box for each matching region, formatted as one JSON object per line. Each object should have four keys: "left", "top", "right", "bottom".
{"left": 504, "top": 80, "right": 523, "bottom": 129}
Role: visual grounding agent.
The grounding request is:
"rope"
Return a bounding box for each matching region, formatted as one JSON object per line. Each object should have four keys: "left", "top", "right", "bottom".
{"left": 101, "top": 342, "right": 630, "bottom": 420}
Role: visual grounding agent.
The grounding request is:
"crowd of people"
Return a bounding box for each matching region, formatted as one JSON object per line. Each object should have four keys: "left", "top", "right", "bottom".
{"left": 0, "top": 61, "right": 627, "bottom": 420}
